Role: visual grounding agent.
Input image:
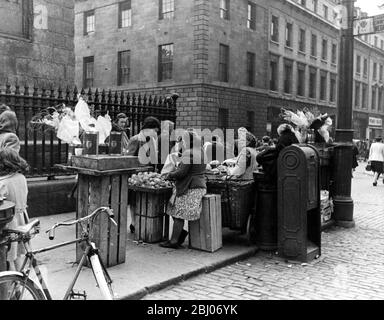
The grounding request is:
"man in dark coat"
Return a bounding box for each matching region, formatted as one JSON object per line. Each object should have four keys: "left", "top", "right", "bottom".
{"left": 257, "top": 124, "right": 299, "bottom": 186}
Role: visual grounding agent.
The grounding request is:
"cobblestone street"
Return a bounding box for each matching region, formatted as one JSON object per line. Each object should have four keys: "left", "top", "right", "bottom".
{"left": 144, "top": 162, "right": 384, "bottom": 300}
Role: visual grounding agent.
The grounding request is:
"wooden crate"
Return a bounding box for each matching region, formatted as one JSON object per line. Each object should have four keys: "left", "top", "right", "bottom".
{"left": 131, "top": 187, "right": 172, "bottom": 243}
{"left": 72, "top": 155, "right": 140, "bottom": 171}
{"left": 189, "top": 194, "right": 222, "bottom": 253}
{"left": 76, "top": 173, "right": 129, "bottom": 268}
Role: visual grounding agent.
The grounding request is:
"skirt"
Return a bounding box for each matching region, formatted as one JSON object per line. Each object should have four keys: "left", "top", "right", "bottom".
{"left": 167, "top": 188, "right": 207, "bottom": 221}
{"left": 371, "top": 161, "right": 384, "bottom": 174}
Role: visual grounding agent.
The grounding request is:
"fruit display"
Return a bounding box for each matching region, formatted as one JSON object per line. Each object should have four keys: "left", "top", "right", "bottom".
{"left": 208, "top": 162, "right": 229, "bottom": 175}
{"left": 128, "top": 172, "right": 173, "bottom": 189}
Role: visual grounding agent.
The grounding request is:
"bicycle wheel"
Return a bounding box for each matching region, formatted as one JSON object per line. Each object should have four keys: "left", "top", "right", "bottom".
{"left": 89, "top": 254, "right": 114, "bottom": 300}
{"left": 0, "top": 274, "right": 46, "bottom": 300}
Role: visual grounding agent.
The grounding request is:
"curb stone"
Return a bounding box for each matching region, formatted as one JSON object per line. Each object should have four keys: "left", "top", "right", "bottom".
{"left": 120, "top": 247, "right": 259, "bottom": 300}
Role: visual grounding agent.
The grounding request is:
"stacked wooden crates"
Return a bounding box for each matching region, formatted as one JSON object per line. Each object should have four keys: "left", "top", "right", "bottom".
{"left": 130, "top": 186, "right": 172, "bottom": 243}
{"left": 189, "top": 194, "right": 222, "bottom": 253}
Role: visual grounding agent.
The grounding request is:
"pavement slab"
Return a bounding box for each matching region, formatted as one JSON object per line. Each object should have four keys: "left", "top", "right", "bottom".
{"left": 28, "top": 213, "right": 258, "bottom": 300}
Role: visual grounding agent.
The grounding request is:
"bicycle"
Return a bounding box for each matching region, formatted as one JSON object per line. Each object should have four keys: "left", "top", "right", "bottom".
{"left": 0, "top": 207, "right": 117, "bottom": 300}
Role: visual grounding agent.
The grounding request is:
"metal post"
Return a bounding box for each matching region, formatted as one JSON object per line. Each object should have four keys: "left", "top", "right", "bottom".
{"left": 333, "top": 0, "right": 355, "bottom": 228}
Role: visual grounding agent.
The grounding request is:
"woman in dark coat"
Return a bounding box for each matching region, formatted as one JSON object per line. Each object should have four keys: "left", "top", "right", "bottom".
{"left": 257, "top": 124, "right": 299, "bottom": 186}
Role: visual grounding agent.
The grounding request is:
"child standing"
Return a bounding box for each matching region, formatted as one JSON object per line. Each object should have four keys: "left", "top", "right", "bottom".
{"left": 0, "top": 148, "right": 29, "bottom": 271}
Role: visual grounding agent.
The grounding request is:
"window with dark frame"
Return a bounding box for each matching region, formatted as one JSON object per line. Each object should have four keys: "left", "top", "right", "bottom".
{"left": 321, "top": 38, "right": 328, "bottom": 60}
{"left": 323, "top": 5, "right": 328, "bottom": 20}
{"left": 355, "top": 81, "right": 361, "bottom": 107}
{"left": 83, "top": 56, "right": 94, "bottom": 88}
{"left": 283, "top": 59, "right": 293, "bottom": 94}
{"left": 372, "top": 86, "right": 377, "bottom": 110}
{"left": 330, "top": 74, "right": 336, "bottom": 102}
{"left": 379, "top": 88, "right": 383, "bottom": 111}
{"left": 247, "top": 52, "right": 255, "bottom": 87}
{"left": 356, "top": 55, "right": 361, "bottom": 74}
{"left": 158, "top": 43, "right": 174, "bottom": 82}
{"left": 270, "top": 55, "right": 279, "bottom": 91}
{"left": 313, "top": 0, "right": 318, "bottom": 14}
{"left": 285, "top": 22, "right": 293, "bottom": 47}
{"left": 362, "top": 83, "right": 368, "bottom": 108}
{"left": 246, "top": 111, "right": 255, "bottom": 133}
{"left": 271, "top": 15, "right": 279, "bottom": 42}
{"left": 84, "top": 10, "right": 95, "bottom": 35}
{"left": 380, "top": 65, "right": 383, "bottom": 81}
{"left": 363, "top": 58, "right": 368, "bottom": 76}
{"left": 219, "top": 44, "right": 229, "bottom": 82}
{"left": 118, "top": 50, "right": 131, "bottom": 86}
{"left": 297, "top": 63, "right": 306, "bottom": 97}
{"left": 218, "top": 108, "right": 229, "bottom": 130}
{"left": 159, "top": 0, "right": 174, "bottom": 20}
{"left": 119, "top": 1, "right": 132, "bottom": 28}
{"left": 247, "top": 2, "right": 256, "bottom": 30}
{"left": 220, "top": 0, "right": 230, "bottom": 20}
{"left": 299, "top": 28, "right": 306, "bottom": 52}
{"left": 373, "top": 62, "right": 378, "bottom": 80}
{"left": 331, "top": 44, "right": 337, "bottom": 64}
{"left": 309, "top": 67, "right": 317, "bottom": 99}
{"left": 311, "top": 34, "right": 317, "bottom": 57}
{"left": 320, "top": 71, "right": 327, "bottom": 101}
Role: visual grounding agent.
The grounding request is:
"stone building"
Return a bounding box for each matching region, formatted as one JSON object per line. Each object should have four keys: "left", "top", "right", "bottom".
{"left": 0, "top": 0, "right": 75, "bottom": 87}
{"left": 74, "top": 0, "right": 384, "bottom": 138}
{"left": 74, "top": 0, "right": 271, "bottom": 136}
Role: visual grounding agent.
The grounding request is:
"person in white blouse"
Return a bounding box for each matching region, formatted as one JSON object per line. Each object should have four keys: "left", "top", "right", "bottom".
{"left": 368, "top": 137, "right": 384, "bottom": 186}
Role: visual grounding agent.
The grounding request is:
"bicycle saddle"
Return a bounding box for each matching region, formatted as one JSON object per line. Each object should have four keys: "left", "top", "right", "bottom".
{"left": 4, "top": 219, "right": 40, "bottom": 235}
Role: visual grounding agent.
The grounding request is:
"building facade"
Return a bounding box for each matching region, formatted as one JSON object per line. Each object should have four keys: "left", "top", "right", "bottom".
{"left": 0, "top": 0, "right": 75, "bottom": 87}
{"left": 74, "top": 0, "right": 384, "bottom": 139}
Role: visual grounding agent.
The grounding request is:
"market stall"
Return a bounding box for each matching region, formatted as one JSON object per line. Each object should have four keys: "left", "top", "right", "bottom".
{"left": 56, "top": 157, "right": 152, "bottom": 268}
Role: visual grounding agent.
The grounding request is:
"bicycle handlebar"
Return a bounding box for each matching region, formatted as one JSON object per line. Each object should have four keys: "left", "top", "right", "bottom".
{"left": 46, "top": 207, "right": 117, "bottom": 240}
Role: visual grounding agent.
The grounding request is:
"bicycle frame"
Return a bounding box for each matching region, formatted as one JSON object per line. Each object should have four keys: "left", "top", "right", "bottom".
{"left": 17, "top": 234, "right": 113, "bottom": 300}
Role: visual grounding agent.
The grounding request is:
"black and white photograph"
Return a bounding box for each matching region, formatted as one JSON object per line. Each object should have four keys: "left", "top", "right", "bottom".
{"left": 0, "top": 0, "right": 384, "bottom": 307}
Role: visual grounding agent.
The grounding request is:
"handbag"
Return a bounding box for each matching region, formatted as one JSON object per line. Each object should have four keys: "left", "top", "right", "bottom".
{"left": 365, "top": 162, "right": 372, "bottom": 171}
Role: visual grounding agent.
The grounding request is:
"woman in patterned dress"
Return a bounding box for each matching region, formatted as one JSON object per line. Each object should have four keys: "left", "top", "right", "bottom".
{"left": 160, "top": 131, "right": 207, "bottom": 249}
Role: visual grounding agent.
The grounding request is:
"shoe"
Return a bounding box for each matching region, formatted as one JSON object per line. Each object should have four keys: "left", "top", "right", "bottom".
{"left": 159, "top": 240, "right": 181, "bottom": 249}
{"left": 373, "top": 182, "right": 377, "bottom": 186}
{"left": 129, "top": 224, "right": 135, "bottom": 233}
{"left": 178, "top": 230, "right": 189, "bottom": 245}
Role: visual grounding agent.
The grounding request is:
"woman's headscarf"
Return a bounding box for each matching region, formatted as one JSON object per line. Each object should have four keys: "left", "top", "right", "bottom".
{"left": 0, "top": 111, "right": 18, "bottom": 134}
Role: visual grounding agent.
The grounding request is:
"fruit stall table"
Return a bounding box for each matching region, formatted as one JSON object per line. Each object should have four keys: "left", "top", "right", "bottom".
{"left": 55, "top": 155, "right": 152, "bottom": 268}
{"left": 205, "top": 171, "right": 256, "bottom": 241}
{"left": 128, "top": 172, "right": 173, "bottom": 244}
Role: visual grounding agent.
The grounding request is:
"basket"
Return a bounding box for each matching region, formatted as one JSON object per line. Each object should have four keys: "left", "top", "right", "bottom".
{"left": 206, "top": 177, "right": 255, "bottom": 230}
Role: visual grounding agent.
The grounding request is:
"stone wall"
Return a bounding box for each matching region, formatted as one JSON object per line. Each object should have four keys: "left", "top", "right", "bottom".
{"left": 0, "top": 0, "right": 75, "bottom": 87}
